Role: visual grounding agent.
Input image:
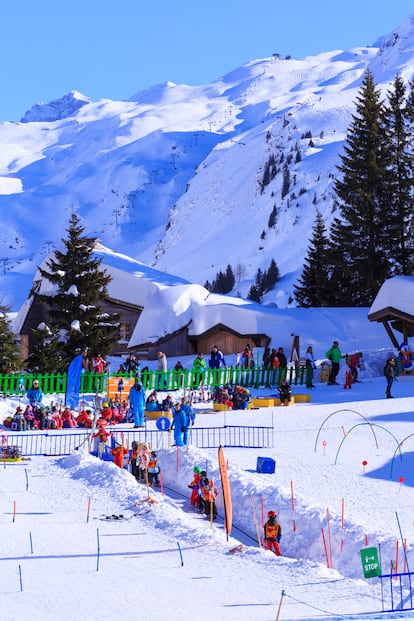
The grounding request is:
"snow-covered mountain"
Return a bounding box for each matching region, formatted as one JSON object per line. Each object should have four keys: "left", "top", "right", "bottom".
{"left": 0, "top": 14, "right": 414, "bottom": 312}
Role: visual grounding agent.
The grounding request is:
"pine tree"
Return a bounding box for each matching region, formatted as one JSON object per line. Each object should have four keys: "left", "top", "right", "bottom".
{"left": 329, "top": 70, "right": 394, "bottom": 306}
{"left": 27, "top": 323, "right": 64, "bottom": 373}
{"left": 383, "top": 75, "right": 414, "bottom": 274}
{"left": 0, "top": 303, "right": 21, "bottom": 373}
{"left": 263, "top": 258, "right": 280, "bottom": 292}
{"left": 294, "top": 211, "right": 332, "bottom": 306}
{"left": 247, "top": 283, "right": 262, "bottom": 303}
{"left": 268, "top": 205, "right": 277, "bottom": 229}
{"left": 35, "top": 213, "right": 120, "bottom": 364}
{"left": 281, "top": 164, "right": 290, "bottom": 199}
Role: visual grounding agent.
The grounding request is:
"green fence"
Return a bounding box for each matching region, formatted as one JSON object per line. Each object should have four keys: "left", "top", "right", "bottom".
{"left": 0, "top": 366, "right": 308, "bottom": 397}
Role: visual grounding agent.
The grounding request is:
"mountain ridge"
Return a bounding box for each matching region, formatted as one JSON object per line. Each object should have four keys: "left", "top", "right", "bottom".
{"left": 0, "top": 13, "right": 413, "bottom": 311}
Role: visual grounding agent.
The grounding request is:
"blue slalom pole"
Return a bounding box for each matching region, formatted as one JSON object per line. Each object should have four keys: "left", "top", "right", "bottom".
{"left": 177, "top": 541, "right": 184, "bottom": 566}
{"left": 29, "top": 532, "right": 33, "bottom": 554}
{"left": 96, "top": 528, "right": 101, "bottom": 572}
{"left": 396, "top": 511, "right": 410, "bottom": 573}
{"left": 18, "top": 565, "right": 23, "bottom": 591}
{"left": 25, "top": 468, "right": 29, "bottom": 492}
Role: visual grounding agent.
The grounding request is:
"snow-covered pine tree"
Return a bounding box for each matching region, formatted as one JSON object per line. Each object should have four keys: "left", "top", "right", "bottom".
{"left": 35, "top": 213, "right": 120, "bottom": 365}
{"left": 0, "top": 303, "right": 21, "bottom": 373}
{"left": 383, "top": 75, "right": 414, "bottom": 275}
{"left": 329, "top": 70, "right": 394, "bottom": 306}
{"left": 294, "top": 211, "right": 332, "bottom": 307}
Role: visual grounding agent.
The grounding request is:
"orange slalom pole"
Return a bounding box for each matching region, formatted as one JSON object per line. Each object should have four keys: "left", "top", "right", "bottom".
{"left": 86, "top": 497, "right": 91, "bottom": 523}
{"left": 404, "top": 539, "right": 407, "bottom": 573}
{"left": 159, "top": 470, "right": 165, "bottom": 496}
{"left": 260, "top": 496, "right": 265, "bottom": 547}
{"left": 326, "top": 507, "right": 333, "bottom": 569}
{"left": 340, "top": 497, "right": 345, "bottom": 552}
{"left": 321, "top": 528, "right": 329, "bottom": 568}
{"left": 13, "top": 499, "right": 16, "bottom": 522}
{"left": 250, "top": 494, "right": 262, "bottom": 549}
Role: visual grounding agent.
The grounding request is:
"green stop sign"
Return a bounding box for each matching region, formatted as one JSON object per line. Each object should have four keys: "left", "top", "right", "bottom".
{"left": 360, "top": 546, "right": 381, "bottom": 578}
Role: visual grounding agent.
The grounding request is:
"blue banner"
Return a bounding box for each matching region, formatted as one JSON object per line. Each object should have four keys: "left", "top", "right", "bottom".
{"left": 65, "top": 354, "right": 83, "bottom": 409}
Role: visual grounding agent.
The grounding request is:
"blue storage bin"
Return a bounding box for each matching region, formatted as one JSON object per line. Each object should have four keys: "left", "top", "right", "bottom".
{"left": 256, "top": 456, "right": 275, "bottom": 474}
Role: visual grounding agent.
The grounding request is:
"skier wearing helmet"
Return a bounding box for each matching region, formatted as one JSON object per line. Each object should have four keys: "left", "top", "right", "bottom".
{"left": 188, "top": 466, "right": 202, "bottom": 507}
{"left": 264, "top": 510, "right": 282, "bottom": 556}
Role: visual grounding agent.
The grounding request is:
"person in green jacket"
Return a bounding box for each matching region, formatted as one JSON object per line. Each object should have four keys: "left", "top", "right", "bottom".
{"left": 192, "top": 352, "right": 207, "bottom": 388}
{"left": 326, "top": 340, "right": 343, "bottom": 385}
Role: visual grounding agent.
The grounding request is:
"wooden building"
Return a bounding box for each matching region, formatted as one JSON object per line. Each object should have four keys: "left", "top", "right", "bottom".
{"left": 368, "top": 276, "right": 414, "bottom": 348}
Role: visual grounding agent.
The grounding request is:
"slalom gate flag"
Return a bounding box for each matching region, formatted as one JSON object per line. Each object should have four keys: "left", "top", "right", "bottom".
{"left": 65, "top": 354, "right": 83, "bottom": 409}
{"left": 218, "top": 445, "right": 232, "bottom": 537}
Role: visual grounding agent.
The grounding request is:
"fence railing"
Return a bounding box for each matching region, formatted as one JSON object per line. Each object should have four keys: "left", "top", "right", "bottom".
{"left": 380, "top": 570, "right": 414, "bottom": 612}
{"left": 4, "top": 424, "right": 274, "bottom": 456}
{"left": 0, "top": 365, "right": 309, "bottom": 397}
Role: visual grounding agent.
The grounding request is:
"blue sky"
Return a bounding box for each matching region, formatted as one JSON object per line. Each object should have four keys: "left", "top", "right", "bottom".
{"left": 0, "top": 1, "right": 411, "bottom": 121}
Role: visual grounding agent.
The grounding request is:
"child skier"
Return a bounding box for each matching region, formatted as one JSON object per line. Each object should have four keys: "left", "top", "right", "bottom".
{"left": 264, "top": 510, "right": 282, "bottom": 556}
{"left": 188, "top": 466, "right": 202, "bottom": 507}
{"left": 201, "top": 476, "right": 218, "bottom": 520}
{"left": 137, "top": 442, "right": 151, "bottom": 482}
{"left": 147, "top": 451, "right": 161, "bottom": 486}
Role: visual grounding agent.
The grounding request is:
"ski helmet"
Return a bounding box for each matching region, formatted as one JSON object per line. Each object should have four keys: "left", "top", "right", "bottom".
{"left": 193, "top": 466, "right": 201, "bottom": 474}
{"left": 200, "top": 470, "right": 207, "bottom": 478}
{"left": 268, "top": 510, "right": 277, "bottom": 518}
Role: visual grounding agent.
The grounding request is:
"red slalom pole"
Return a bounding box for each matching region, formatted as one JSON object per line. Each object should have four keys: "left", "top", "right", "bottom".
{"left": 86, "top": 497, "right": 91, "bottom": 523}
{"left": 326, "top": 507, "right": 333, "bottom": 568}
{"left": 13, "top": 499, "right": 16, "bottom": 522}
{"left": 321, "top": 528, "right": 329, "bottom": 568}
{"left": 159, "top": 470, "right": 165, "bottom": 496}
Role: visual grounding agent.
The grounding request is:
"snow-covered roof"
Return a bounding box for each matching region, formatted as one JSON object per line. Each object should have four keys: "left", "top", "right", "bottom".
{"left": 368, "top": 276, "right": 414, "bottom": 319}
{"left": 13, "top": 243, "right": 388, "bottom": 353}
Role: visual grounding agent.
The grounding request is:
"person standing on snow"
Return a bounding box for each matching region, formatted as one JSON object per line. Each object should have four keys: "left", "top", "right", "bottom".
{"left": 128, "top": 379, "right": 146, "bottom": 428}
{"left": 305, "top": 345, "right": 316, "bottom": 388}
{"left": 326, "top": 340, "right": 343, "bottom": 385}
{"left": 209, "top": 345, "right": 226, "bottom": 369}
{"left": 264, "top": 510, "right": 282, "bottom": 556}
{"left": 384, "top": 357, "right": 396, "bottom": 399}
{"left": 170, "top": 401, "right": 187, "bottom": 446}
{"left": 188, "top": 466, "right": 202, "bottom": 508}
{"left": 181, "top": 396, "right": 195, "bottom": 445}
{"left": 157, "top": 351, "right": 168, "bottom": 389}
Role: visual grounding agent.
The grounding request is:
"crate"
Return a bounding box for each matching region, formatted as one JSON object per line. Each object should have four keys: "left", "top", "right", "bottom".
{"left": 213, "top": 403, "right": 229, "bottom": 411}
{"left": 145, "top": 409, "right": 172, "bottom": 420}
{"left": 274, "top": 396, "right": 295, "bottom": 406}
{"left": 256, "top": 457, "right": 276, "bottom": 474}
{"left": 251, "top": 397, "right": 274, "bottom": 408}
{"left": 294, "top": 394, "right": 311, "bottom": 403}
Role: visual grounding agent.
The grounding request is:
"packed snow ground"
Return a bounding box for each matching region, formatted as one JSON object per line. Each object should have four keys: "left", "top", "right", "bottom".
{"left": 1, "top": 351, "right": 414, "bottom": 620}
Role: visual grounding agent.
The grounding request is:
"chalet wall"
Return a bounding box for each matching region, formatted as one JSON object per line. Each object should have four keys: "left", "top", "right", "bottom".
{"left": 19, "top": 298, "right": 142, "bottom": 357}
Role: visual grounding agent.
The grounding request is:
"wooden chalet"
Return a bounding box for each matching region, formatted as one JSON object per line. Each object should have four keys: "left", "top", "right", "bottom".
{"left": 368, "top": 276, "right": 414, "bottom": 348}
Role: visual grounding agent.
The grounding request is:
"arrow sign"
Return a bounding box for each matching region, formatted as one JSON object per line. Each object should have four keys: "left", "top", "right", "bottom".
{"left": 156, "top": 416, "right": 171, "bottom": 431}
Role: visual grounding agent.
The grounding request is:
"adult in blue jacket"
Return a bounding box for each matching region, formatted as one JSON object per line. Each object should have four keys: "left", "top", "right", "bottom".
{"left": 27, "top": 379, "right": 43, "bottom": 408}
{"left": 209, "top": 345, "right": 226, "bottom": 369}
{"left": 181, "top": 397, "right": 195, "bottom": 445}
{"left": 128, "top": 380, "right": 146, "bottom": 428}
{"left": 170, "top": 402, "right": 187, "bottom": 447}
